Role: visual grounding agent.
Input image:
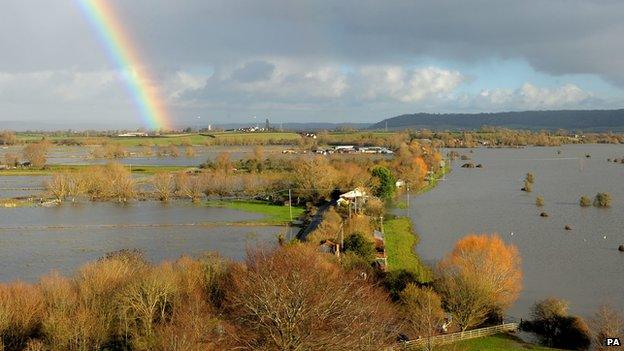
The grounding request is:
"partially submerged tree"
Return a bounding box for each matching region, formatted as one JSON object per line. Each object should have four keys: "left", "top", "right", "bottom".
{"left": 152, "top": 173, "right": 174, "bottom": 202}
{"left": 22, "top": 141, "right": 51, "bottom": 168}
{"left": 522, "top": 298, "right": 591, "bottom": 350}
{"left": 594, "top": 192, "right": 612, "bottom": 208}
{"left": 536, "top": 196, "right": 544, "bottom": 207}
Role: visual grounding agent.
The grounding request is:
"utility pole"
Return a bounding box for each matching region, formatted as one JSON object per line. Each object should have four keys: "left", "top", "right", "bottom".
{"left": 406, "top": 183, "right": 410, "bottom": 215}
{"left": 288, "top": 188, "right": 293, "bottom": 222}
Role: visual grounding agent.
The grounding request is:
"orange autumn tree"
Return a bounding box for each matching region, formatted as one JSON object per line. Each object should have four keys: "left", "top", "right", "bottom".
{"left": 437, "top": 234, "right": 522, "bottom": 331}
{"left": 413, "top": 156, "right": 429, "bottom": 183}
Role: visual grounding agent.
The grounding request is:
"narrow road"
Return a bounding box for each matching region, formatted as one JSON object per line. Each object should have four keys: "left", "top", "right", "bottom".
{"left": 297, "top": 201, "right": 334, "bottom": 240}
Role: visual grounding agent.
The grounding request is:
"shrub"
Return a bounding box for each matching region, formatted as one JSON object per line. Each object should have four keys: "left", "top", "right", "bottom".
{"left": 522, "top": 298, "right": 591, "bottom": 350}
{"left": 371, "top": 166, "right": 397, "bottom": 200}
{"left": 343, "top": 232, "right": 376, "bottom": 263}
{"left": 580, "top": 196, "right": 592, "bottom": 207}
{"left": 0, "top": 131, "right": 17, "bottom": 145}
{"left": 22, "top": 141, "right": 51, "bottom": 168}
{"left": 0, "top": 282, "right": 44, "bottom": 350}
{"left": 536, "top": 196, "right": 544, "bottom": 207}
{"left": 152, "top": 173, "right": 174, "bottom": 202}
{"left": 4, "top": 153, "right": 19, "bottom": 167}
{"left": 590, "top": 305, "right": 624, "bottom": 351}
{"left": 593, "top": 192, "right": 612, "bottom": 208}
{"left": 522, "top": 179, "right": 533, "bottom": 192}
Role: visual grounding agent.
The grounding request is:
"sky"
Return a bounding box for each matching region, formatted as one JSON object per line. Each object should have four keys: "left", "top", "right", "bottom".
{"left": 1, "top": 0, "right": 624, "bottom": 129}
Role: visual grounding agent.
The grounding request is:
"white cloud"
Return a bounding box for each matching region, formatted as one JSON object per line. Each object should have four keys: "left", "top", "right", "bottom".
{"left": 477, "top": 83, "right": 593, "bottom": 109}
{"left": 358, "top": 66, "right": 465, "bottom": 102}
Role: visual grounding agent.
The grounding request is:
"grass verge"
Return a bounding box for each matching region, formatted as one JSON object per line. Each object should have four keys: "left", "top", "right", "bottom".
{"left": 383, "top": 217, "right": 431, "bottom": 281}
{"left": 437, "top": 333, "right": 562, "bottom": 351}
{"left": 205, "top": 200, "right": 305, "bottom": 225}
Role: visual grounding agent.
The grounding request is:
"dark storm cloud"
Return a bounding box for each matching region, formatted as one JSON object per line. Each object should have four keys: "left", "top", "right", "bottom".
{"left": 0, "top": 0, "right": 622, "bottom": 127}
{"left": 113, "top": 0, "right": 624, "bottom": 84}
{"left": 3, "top": 0, "right": 624, "bottom": 83}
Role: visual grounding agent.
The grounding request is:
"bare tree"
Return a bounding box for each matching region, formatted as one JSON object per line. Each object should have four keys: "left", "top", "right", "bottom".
{"left": 174, "top": 172, "right": 204, "bottom": 202}
{"left": 226, "top": 245, "right": 398, "bottom": 350}
{"left": 400, "top": 284, "right": 445, "bottom": 350}
{"left": 590, "top": 305, "right": 624, "bottom": 351}
{"left": 152, "top": 173, "right": 174, "bottom": 202}
{"left": 22, "top": 141, "right": 51, "bottom": 168}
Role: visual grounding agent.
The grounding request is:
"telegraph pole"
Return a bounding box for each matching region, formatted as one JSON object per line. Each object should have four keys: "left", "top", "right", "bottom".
{"left": 288, "top": 188, "right": 293, "bottom": 222}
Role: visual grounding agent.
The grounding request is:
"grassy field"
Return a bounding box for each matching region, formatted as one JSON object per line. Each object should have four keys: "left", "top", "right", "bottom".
{"left": 205, "top": 200, "right": 305, "bottom": 225}
{"left": 437, "top": 333, "right": 562, "bottom": 351}
{"left": 0, "top": 164, "right": 190, "bottom": 176}
{"left": 383, "top": 217, "right": 431, "bottom": 281}
{"left": 15, "top": 132, "right": 302, "bottom": 146}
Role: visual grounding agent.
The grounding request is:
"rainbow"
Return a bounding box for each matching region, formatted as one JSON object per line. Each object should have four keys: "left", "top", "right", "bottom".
{"left": 77, "top": 0, "right": 171, "bottom": 130}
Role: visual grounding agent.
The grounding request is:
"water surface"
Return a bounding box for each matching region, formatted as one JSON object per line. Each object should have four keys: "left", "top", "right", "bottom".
{"left": 0, "top": 201, "right": 293, "bottom": 282}
{"left": 405, "top": 144, "right": 624, "bottom": 317}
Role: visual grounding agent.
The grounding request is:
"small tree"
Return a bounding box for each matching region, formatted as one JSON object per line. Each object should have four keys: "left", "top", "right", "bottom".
{"left": 4, "top": 153, "right": 19, "bottom": 167}
{"left": 580, "top": 196, "right": 592, "bottom": 207}
{"left": 593, "top": 192, "right": 612, "bottom": 208}
{"left": 0, "top": 131, "right": 17, "bottom": 145}
{"left": 400, "top": 284, "right": 445, "bottom": 350}
{"left": 522, "top": 298, "right": 591, "bottom": 350}
{"left": 343, "top": 232, "right": 376, "bottom": 263}
{"left": 526, "top": 172, "right": 535, "bottom": 184}
{"left": 590, "top": 305, "right": 624, "bottom": 351}
{"left": 536, "top": 196, "right": 544, "bottom": 207}
{"left": 22, "top": 141, "right": 51, "bottom": 168}
{"left": 371, "top": 166, "right": 396, "bottom": 200}
{"left": 152, "top": 173, "right": 174, "bottom": 202}
{"left": 522, "top": 179, "right": 533, "bottom": 192}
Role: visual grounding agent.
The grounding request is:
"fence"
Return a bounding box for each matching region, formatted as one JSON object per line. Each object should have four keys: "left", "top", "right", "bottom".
{"left": 395, "top": 322, "right": 519, "bottom": 350}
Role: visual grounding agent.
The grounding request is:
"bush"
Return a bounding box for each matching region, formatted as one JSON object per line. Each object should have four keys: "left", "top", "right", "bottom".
{"left": 593, "top": 192, "right": 612, "bottom": 208}
{"left": 580, "top": 196, "right": 592, "bottom": 207}
{"left": 535, "top": 196, "right": 544, "bottom": 207}
{"left": 22, "top": 141, "right": 51, "bottom": 168}
{"left": 343, "top": 232, "right": 376, "bottom": 263}
{"left": 522, "top": 179, "right": 533, "bottom": 192}
{"left": 522, "top": 298, "right": 591, "bottom": 350}
{"left": 371, "top": 166, "right": 397, "bottom": 200}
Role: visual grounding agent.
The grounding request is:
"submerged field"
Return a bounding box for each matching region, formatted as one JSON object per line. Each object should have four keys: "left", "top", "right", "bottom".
{"left": 407, "top": 144, "right": 624, "bottom": 317}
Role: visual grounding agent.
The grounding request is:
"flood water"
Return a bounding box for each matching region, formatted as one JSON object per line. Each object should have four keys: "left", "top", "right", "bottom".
{"left": 405, "top": 144, "right": 624, "bottom": 318}
{"left": 0, "top": 201, "right": 294, "bottom": 282}
{"left": 1, "top": 145, "right": 296, "bottom": 166}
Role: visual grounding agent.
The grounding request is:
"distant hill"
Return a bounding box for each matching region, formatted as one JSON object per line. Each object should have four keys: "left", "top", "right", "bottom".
{"left": 370, "top": 109, "right": 624, "bottom": 131}
{"left": 214, "top": 122, "right": 371, "bottom": 131}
